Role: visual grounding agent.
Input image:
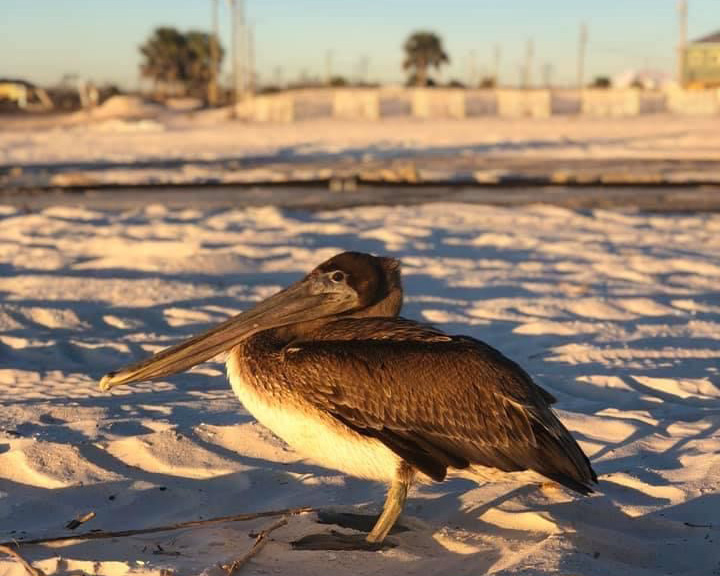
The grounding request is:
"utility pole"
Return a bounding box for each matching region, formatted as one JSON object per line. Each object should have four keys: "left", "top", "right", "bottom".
{"left": 677, "top": 0, "right": 688, "bottom": 85}
{"left": 359, "top": 55, "right": 369, "bottom": 84}
{"left": 247, "top": 21, "right": 255, "bottom": 94}
{"left": 577, "top": 22, "right": 588, "bottom": 89}
{"left": 325, "top": 50, "right": 333, "bottom": 85}
{"left": 208, "top": 0, "right": 220, "bottom": 106}
{"left": 467, "top": 49, "right": 478, "bottom": 87}
{"left": 493, "top": 44, "right": 501, "bottom": 86}
{"left": 274, "top": 65, "right": 284, "bottom": 88}
{"left": 522, "top": 39, "right": 534, "bottom": 88}
{"left": 542, "top": 62, "right": 554, "bottom": 88}
{"left": 226, "top": 0, "right": 241, "bottom": 117}
{"left": 235, "top": 0, "right": 247, "bottom": 98}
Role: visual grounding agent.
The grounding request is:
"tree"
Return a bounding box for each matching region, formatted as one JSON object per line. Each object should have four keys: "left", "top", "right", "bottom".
{"left": 140, "top": 27, "right": 187, "bottom": 97}
{"left": 591, "top": 76, "right": 611, "bottom": 89}
{"left": 139, "top": 27, "right": 224, "bottom": 100}
{"left": 479, "top": 76, "right": 496, "bottom": 88}
{"left": 184, "top": 31, "right": 224, "bottom": 98}
{"left": 403, "top": 31, "right": 449, "bottom": 87}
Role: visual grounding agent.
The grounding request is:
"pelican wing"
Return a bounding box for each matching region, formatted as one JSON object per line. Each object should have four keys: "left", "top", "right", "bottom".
{"left": 282, "top": 318, "right": 595, "bottom": 493}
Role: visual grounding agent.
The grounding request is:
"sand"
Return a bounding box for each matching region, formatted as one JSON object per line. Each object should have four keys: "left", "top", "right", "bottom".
{"left": 3, "top": 114, "right": 720, "bottom": 168}
{"left": 0, "top": 202, "right": 719, "bottom": 575}
{"left": 3, "top": 113, "right": 720, "bottom": 192}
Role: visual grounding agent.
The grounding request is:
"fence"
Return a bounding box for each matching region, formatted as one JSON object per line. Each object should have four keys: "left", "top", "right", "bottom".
{"left": 233, "top": 87, "right": 720, "bottom": 122}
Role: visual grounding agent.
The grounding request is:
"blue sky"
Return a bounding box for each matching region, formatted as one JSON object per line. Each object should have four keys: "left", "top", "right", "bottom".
{"left": 1, "top": 0, "right": 719, "bottom": 88}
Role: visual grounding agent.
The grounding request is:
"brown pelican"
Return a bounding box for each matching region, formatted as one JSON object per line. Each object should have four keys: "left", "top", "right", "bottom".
{"left": 100, "top": 251, "right": 597, "bottom": 550}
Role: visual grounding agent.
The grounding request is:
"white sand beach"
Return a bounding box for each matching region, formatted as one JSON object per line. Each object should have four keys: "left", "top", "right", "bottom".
{"left": 0, "top": 202, "right": 718, "bottom": 575}
{"left": 3, "top": 112, "right": 720, "bottom": 168}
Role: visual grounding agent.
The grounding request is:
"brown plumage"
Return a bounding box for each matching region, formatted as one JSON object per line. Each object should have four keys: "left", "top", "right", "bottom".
{"left": 233, "top": 317, "right": 595, "bottom": 493}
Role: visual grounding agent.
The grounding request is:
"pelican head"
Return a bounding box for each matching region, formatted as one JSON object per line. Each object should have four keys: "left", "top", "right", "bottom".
{"left": 99, "top": 251, "right": 402, "bottom": 391}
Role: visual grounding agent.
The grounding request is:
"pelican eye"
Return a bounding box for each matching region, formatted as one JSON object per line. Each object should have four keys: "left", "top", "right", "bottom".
{"left": 330, "top": 271, "right": 346, "bottom": 283}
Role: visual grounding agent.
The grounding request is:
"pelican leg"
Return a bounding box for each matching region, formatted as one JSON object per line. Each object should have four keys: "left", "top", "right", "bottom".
{"left": 292, "top": 464, "right": 413, "bottom": 551}
{"left": 366, "top": 466, "right": 412, "bottom": 543}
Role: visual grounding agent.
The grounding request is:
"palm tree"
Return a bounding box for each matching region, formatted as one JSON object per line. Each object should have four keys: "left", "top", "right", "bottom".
{"left": 184, "top": 31, "right": 224, "bottom": 98}
{"left": 140, "top": 27, "right": 187, "bottom": 97}
{"left": 139, "top": 27, "right": 224, "bottom": 100}
{"left": 403, "top": 31, "right": 449, "bottom": 87}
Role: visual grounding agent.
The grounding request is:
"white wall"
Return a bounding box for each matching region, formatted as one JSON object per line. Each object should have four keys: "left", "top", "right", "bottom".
{"left": 232, "top": 87, "right": 719, "bottom": 122}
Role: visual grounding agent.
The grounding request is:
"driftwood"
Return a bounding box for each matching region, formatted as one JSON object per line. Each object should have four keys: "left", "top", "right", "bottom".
{"left": 0, "top": 507, "right": 313, "bottom": 548}
{"left": 221, "top": 517, "right": 288, "bottom": 575}
{"left": 0, "top": 544, "right": 46, "bottom": 576}
{"left": 65, "top": 511, "right": 96, "bottom": 531}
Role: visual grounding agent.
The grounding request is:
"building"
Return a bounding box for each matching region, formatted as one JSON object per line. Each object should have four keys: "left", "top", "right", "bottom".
{"left": 613, "top": 69, "right": 672, "bottom": 90}
{"left": 0, "top": 78, "right": 53, "bottom": 111}
{"left": 683, "top": 31, "right": 720, "bottom": 88}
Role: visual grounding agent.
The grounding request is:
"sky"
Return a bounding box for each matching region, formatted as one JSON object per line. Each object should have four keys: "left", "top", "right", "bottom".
{"left": 1, "top": 0, "right": 719, "bottom": 89}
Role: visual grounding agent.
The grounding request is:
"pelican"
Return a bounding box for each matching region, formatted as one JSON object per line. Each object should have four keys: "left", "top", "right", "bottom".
{"left": 100, "top": 251, "right": 597, "bottom": 550}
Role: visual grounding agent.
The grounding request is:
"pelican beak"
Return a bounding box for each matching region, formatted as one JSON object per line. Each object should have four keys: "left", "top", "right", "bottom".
{"left": 99, "top": 276, "right": 353, "bottom": 391}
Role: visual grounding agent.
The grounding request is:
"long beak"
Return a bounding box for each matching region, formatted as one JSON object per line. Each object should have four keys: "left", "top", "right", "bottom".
{"left": 99, "top": 277, "right": 351, "bottom": 391}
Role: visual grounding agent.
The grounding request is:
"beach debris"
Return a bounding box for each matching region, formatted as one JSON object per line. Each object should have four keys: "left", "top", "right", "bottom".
{"left": 220, "top": 517, "right": 288, "bottom": 575}
{"left": 0, "top": 507, "right": 312, "bottom": 548}
{"left": 0, "top": 544, "right": 46, "bottom": 576}
{"left": 64, "top": 511, "right": 96, "bottom": 530}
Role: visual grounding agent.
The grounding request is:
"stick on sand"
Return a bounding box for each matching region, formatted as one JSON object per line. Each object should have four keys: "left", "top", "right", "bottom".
{"left": 0, "top": 507, "right": 313, "bottom": 548}
{"left": 222, "top": 517, "right": 288, "bottom": 575}
{"left": 65, "top": 511, "right": 96, "bottom": 530}
{"left": 0, "top": 544, "right": 46, "bottom": 576}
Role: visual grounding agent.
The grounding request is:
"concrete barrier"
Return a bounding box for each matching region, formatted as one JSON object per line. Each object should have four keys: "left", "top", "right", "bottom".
{"left": 233, "top": 87, "right": 719, "bottom": 121}
{"left": 497, "top": 89, "right": 552, "bottom": 118}
{"left": 582, "top": 89, "right": 643, "bottom": 116}
{"left": 293, "top": 89, "right": 333, "bottom": 120}
{"left": 378, "top": 89, "right": 412, "bottom": 117}
{"left": 411, "top": 88, "right": 466, "bottom": 118}
{"left": 579, "top": 89, "right": 664, "bottom": 116}
{"left": 464, "top": 90, "right": 497, "bottom": 116}
{"left": 238, "top": 94, "right": 295, "bottom": 122}
{"left": 639, "top": 91, "right": 667, "bottom": 113}
{"left": 333, "top": 89, "right": 380, "bottom": 120}
{"left": 551, "top": 90, "right": 582, "bottom": 115}
{"left": 666, "top": 88, "right": 719, "bottom": 115}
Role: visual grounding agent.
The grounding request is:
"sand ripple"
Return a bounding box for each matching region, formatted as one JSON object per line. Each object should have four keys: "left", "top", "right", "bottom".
{"left": 1, "top": 203, "right": 718, "bottom": 575}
